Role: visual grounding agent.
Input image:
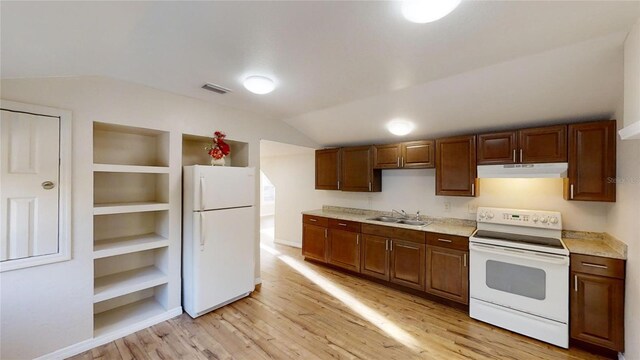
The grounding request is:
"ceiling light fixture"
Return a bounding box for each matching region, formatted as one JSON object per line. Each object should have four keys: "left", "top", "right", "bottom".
{"left": 401, "top": 0, "right": 461, "bottom": 24}
{"left": 387, "top": 120, "right": 415, "bottom": 136}
{"left": 243, "top": 75, "right": 276, "bottom": 94}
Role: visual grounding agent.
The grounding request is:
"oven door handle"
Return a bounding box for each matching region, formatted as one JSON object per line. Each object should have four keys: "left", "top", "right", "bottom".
{"left": 469, "top": 243, "right": 569, "bottom": 265}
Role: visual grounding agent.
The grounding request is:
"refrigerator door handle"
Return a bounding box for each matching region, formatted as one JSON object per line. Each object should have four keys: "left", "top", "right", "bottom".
{"left": 200, "top": 176, "right": 206, "bottom": 210}
{"left": 200, "top": 212, "right": 206, "bottom": 249}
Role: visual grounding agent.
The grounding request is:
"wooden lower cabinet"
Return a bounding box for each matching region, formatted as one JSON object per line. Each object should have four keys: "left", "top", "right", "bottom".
{"left": 361, "top": 234, "right": 389, "bottom": 280}
{"left": 302, "top": 223, "right": 328, "bottom": 263}
{"left": 425, "top": 246, "right": 469, "bottom": 304}
{"left": 328, "top": 229, "right": 360, "bottom": 272}
{"left": 570, "top": 254, "right": 625, "bottom": 352}
{"left": 390, "top": 239, "right": 425, "bottom": 291}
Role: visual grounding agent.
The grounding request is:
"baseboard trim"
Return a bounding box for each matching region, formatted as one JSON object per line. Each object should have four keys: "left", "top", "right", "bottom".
{"left": 274, "top": 238, "right": 301, "bottom": 248}
{"left": 255, "top": 277, "right": 262, "bottom": 285}
{"left": 35, "top": 307, "right": 183, "bottom": 360}
{"left": 618, "top": 352, "right": 625, "bottom": 360}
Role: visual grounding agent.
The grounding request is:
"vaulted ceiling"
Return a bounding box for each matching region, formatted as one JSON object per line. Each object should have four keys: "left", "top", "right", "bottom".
{"left": 2, "top": 1, "right": 639, "bottom": 146}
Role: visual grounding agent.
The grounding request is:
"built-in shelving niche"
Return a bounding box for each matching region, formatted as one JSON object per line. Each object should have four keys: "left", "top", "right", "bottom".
{"left": 94, "top": 212, "right": 169, "bottom": 259}
{"left": 182, "top": 133, "right": 249, "bottom": 167}
{"left": 93, "top": 284, "right": 168, "bottom": 338}
{"left": 92, "top": 121, "right": 176, "bottom": 338}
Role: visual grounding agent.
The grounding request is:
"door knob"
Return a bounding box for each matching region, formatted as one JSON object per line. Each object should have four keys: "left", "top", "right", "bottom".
{"left": 41, "top": 181, "right": 55, "bottom": 190}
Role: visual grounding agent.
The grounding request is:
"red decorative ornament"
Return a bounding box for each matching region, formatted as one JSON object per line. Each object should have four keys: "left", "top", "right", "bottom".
{"left": 205, "top": 131, "right": 231, "bottom": 160}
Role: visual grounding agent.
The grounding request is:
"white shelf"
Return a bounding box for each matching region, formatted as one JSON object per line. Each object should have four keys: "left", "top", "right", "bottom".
{"left": 93, "top": 202, "right": 169, "bottom": 215}
{"left": 94, "top": 266, "right": 168, "bottom": 303}
{"left": 93, "top": 163, "right": 170, "bottom": 174}
{"left": 94, "top": 298, "right": 166, "bottom": 337}
{"left": 94, "top": 233, "right": 169, "bottom": 259}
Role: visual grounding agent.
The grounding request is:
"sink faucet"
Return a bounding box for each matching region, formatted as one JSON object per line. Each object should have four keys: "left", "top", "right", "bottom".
{"left": 415, "top": 210, "right": 421, "bottom": 220}
{"left": 392, "top": 209, "right": 408, "bottom": 219}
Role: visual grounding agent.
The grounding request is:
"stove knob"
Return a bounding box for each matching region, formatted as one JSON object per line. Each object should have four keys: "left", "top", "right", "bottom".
{"left": 550, "top": 217, "right": 559, "bottom": 225}
{"left": 532, "top": 215, "right": 539, "bottom": 223}
{"left": 487, "top": 212, "right": 494, "bottom": 219}
{"left": 541, "top": 216, "right": 549, "bottom": 224}
{"left": 479, "top": 212, "right": 486, "bottom": 220}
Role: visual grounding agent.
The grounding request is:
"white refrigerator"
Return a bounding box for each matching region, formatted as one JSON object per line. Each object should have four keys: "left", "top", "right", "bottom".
{"left": 182, "top": 165, "right": 256, "bottom": 318}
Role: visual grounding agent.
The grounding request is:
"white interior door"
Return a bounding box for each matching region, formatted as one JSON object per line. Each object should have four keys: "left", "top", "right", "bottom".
{"left": 192, "top": 206, "right": 255, "bottom": 315}
{"left": 0, "top": 110, "right": 60, "bottom": 261}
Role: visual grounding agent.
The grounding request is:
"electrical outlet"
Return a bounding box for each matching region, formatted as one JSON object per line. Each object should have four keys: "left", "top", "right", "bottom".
{"left": 444, "top": 201, "right": 451, "bottom": 212}
{"left": 468, "top": 203, "right": 478, "bottom": 214}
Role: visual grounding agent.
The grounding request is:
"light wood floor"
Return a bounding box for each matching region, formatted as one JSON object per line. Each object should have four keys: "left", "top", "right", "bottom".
{"left": 71, "top": 242, "right": 606, "bottom": 360}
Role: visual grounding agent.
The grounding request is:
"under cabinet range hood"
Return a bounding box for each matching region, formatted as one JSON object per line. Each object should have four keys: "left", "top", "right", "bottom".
{"left": 477, "top": 163, "right": 568, "bottom": 178}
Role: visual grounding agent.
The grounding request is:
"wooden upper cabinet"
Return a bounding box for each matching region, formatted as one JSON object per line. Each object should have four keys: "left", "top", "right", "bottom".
{"left": 402, "top": 140, "right": 435, "bottom": 168}
{"left": 565, "top": 120, "right": 616, "bottom": 202}
{"left": 374, "top": 140, "right": 435, "bottom": 169}
{"left": 315, "top": 148, "right": 341, "bottom": 190}
{"left": 341, "top": 146, "right": 381, "bottom": 192}
{"left": 436, "top": 135, "right": 477, "bottom": 197}
{"left": 373, "top": 144, "right": 402, "bottom": 169}
{"left": 477, "top": 131, "right": 517, "bottom": 165}
{"left": 518, "top": 125, "right": 567, "bottom": 163}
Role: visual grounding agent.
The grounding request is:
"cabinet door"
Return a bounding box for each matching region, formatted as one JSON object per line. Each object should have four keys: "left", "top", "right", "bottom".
{"left": 566, "top": 121, "right": 616, "bottom": 202}
{"left": 570, "top": 272, "right": 624, "bottom": 351}
{"left": 425, "top": 246, "right": 468, "bottom": 304}
{"left": 315, "top": 148, "right": 341, "bottom": 190}
{"left": 518, "top": 125, "right": 567, "bottom": 163}
{"left": 477, "top": 131, "right": 517, "bottom": 165}
{"left": 361, "top": 234, "right": 389, "bottom": 281}
{"left": 328, "top": 229, "right": 360, "bottom": 272}
{"left": 302, "top": 223, "right": 328, "bottom": 263}
{"left": 341, "top": 146, "right": 381, "bottom": 192}
{"left": 402, "top": 140, "right": 435, "bottom": 168}
{"left": 373, "top": 144, "right": 401, "bottom": 169}
{"left": 390, "top": 239, "right": 425, "bottom": 291}
{"left": 435, "top": 135, "right": 477, "bottom": 197}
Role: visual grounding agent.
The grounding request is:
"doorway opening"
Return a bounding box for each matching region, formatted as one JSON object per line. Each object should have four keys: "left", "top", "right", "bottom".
{"left": 259, "top": 140, "right": 318, "bottom": 248}
{"left": 260, "top": 171, "right": 276, "bottom": 245}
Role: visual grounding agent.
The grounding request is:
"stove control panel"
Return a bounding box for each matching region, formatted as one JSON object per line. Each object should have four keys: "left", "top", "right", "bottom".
{"left": 476, "top": 207, "right": 562, "bottom": 230}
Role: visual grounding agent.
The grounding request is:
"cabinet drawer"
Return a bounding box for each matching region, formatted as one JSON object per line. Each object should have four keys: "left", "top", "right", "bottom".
{"left": 303, "top": 214, "right": 329, "bottom": 227}
{"left": 329, "top": 218, "right": 361, "bottom": 233}
{"left": 361, "top": 223, "right": 425, "bottom": 244}
{"left": 426, "top": 232, "right": 469, "bottom": 251}
{"left": 571, "top": 254, "right": 625, "bottom": 279}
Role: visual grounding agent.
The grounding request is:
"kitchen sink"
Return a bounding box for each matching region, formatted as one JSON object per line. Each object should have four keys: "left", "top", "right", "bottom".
{"left": 396, "top": 219, "right": 427, "bottom": 226}
{"left": 367, "top": 217, "right": 428, "bottom": 227}
{"left": 367, "top": 216, "right": 399, "bottom": 223}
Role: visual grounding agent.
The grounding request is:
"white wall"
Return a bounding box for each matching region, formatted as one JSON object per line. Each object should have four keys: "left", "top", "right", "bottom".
{"left": 0, "top": 76, "right": 316, "bottom": 359}
{"left": 261, "top": 151, "right": 325, "bottom": 247}
{"left": 624, "top": 19, "right": 640, "bottom": 128}
{"left": 606, "top": 137, "right": 640, "bottom": 360}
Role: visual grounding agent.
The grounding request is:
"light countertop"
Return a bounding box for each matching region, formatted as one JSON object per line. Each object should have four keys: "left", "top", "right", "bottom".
{"left": 302, "top": 208, "right": 477, "bottom": 237}
{"left": 562, "top": 232, "right": 627, "bottom": 260}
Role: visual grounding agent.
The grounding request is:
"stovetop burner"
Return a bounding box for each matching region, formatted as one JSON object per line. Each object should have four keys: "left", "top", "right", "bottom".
{"left": 473, "top": 230, "right": 564, "bottom": 249}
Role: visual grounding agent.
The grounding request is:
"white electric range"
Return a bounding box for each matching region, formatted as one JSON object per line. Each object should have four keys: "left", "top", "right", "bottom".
{"left": 469, "top": 207, "right": 569, "bottom": 348}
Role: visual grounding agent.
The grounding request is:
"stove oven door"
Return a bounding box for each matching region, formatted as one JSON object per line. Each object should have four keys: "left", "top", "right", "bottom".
{"left": 469, "top": 242, "right": 569, "bottom": 322}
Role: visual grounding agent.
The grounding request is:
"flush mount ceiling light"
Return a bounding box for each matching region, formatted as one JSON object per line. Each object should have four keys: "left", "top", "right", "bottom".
{"left": 387, "top": 120, "right": 415, "bottom": 136}
{"left": 243, "top": 75, "right": 275, "bottom": 94}
{"left": 401, "top": 0, "right": 461, "bottom": 24}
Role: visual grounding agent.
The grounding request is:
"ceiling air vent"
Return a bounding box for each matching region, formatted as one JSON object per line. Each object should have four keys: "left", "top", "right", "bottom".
{"left": 202, "top": 83, "right": 232, "bottom": 94}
